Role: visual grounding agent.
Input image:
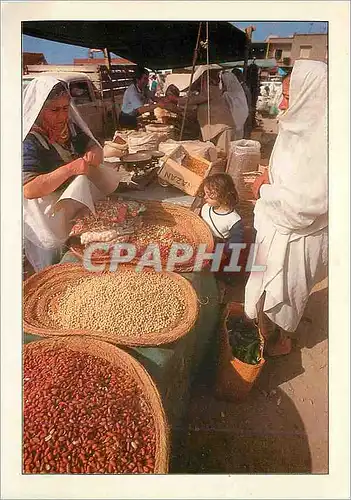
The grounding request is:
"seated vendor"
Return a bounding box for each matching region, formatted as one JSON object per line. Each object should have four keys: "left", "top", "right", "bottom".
{"left": 155, "top": 84, "right": 201, "bottom": 140}
{"left": 23, "top": 75, "right": 121, "bottom": 272}
{"left": 119, "top": 66, "right": 162, "bottom": 130}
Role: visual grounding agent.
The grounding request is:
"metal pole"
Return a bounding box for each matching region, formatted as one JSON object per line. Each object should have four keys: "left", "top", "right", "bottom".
{"left": 206, "top": 22, "right": 211, "bottom": 132}
{"left": 243, "top": 32, "right": 250, "bottom": 82}
{"left": 180, "top": 22, "right": 202, "bottom": 141}
{"left": 104, "top": 47, "right": 118, "bottom": 131}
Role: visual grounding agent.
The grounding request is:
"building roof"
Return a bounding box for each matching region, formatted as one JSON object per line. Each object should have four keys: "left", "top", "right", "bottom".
{"left": 74, "top": 57, "right": 136, "bottom": 66}
{"left": 23, "top": 52, "right": 47, "bottom": 65}
{"left": 23, "top": 72, "right": 92, "bottom": 83}
{"left": 293, "top": 33, "right": 327, "bottom": 37}
{"left": 266, "top": 37, "right": 293, "bottom": 44}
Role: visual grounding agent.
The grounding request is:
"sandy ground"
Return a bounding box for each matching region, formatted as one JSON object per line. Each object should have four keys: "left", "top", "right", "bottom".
{"left": 171, "top": 116, "right": 328, "bottom": 474}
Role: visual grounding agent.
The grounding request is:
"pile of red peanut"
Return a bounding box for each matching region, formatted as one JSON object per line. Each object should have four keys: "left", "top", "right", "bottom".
{"left": 23, "top": 343, "right": 157, "bottom": 474}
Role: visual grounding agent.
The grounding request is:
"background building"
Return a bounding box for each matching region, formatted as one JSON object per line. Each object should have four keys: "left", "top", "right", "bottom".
{"left": 265, "top": 33, "right": 327, "bottom": 67}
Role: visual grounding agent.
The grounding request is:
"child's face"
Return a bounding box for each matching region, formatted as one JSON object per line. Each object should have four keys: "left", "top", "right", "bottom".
{"left": 204, "top": 186, "right": 220, "bottom": 207}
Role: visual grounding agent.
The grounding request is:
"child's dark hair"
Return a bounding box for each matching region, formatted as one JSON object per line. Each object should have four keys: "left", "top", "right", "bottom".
{"left": 198, "top": 173, "right": 239, "bottom": 210}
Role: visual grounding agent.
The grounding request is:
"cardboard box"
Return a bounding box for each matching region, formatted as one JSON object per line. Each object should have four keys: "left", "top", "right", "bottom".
{"left": 158, "top": 149, "right": 212, "bottom": 197}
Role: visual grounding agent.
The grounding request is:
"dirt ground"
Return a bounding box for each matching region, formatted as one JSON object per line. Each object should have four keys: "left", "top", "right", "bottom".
{"left": 170, "top": 116, "right": 328, "bottom": 474}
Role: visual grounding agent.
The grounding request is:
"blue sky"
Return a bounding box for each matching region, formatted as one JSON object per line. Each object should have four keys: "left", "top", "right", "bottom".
{"left": 23, "top": 21, "right": 327, "bottom": 64}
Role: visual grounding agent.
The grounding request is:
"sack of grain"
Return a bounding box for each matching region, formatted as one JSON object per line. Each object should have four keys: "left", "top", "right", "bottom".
{"left": 145, "top": 123, "right": 175, "bottom": 144}
{"left": 103, "top": 139, "right": 128, "bottom": 158}
{"left": 127, "top": 131, "right": 160, "bottom": 153}
{"left": 226, "top": 140, "right": 261, "bottom": 200}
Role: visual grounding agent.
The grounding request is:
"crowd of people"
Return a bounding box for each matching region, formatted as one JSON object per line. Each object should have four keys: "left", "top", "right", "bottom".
{"left": 23, "top": 57, "right": 328, "bottom": 358}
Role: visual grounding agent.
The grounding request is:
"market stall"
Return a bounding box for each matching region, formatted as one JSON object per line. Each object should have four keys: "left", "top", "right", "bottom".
{"left": 21, "top": 20, "right": 263, "bottom": 476}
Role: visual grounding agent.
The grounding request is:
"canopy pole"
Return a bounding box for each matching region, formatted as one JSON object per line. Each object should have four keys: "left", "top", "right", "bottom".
{"left": 104, "top": 47, "right": 118, "bottom": 132}
{"left": 206, "top": 22, "right": 211, "bottom": 132}
{"left": 243, "top": 25, "right": 255, "bottom": 82}
{"left": 179, "top": 22, "right": 202, "bottom": 141}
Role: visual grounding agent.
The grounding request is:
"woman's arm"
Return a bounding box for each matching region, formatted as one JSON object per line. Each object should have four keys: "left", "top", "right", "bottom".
{"left": 23, "top": 158, "right": 89, "bottom": 200}
{"left": 252, "top": 169, "right": 270, "bottom": 199}
{"left": 178, "top": 93, "right": 210, "bottom": 107}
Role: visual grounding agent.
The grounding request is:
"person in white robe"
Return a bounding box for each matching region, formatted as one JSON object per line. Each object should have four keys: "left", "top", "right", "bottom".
{"left": 244, "top": 59, "right": 328, "bottom": 356}
{"left": 220, "top": 71, "right": 249, "bottom": 140}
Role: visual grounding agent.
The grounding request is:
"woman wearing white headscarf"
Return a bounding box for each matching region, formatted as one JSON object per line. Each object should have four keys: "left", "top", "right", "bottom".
{"left": 244, "top": 60, "right": 328, "bottom": 356}
{"left": 178, "top": 65, "right": 235, "bottom": 155}
{"left": 221, "top": 71, "right": 249, "bottom": 140}
{"left": 23, "top": 75, "right": 122, "bottom": 272}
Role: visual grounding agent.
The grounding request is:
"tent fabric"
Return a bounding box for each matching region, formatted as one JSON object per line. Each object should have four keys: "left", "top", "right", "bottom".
{"left": 221, "top": 58, "right": 278, "bottom": 69}
{"left": 22, "top": 21, "right": 247, "bottom": 70}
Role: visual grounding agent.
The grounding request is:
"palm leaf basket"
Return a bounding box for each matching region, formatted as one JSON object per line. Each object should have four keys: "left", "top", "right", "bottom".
{"left": 69, "top": 199, "right": 214, "bottom": 273}
{"left": 23, "top": 263, "right": 199, "bottom": 347}
{"left": 24, "top": 336, "right": 169, "bottom": 473}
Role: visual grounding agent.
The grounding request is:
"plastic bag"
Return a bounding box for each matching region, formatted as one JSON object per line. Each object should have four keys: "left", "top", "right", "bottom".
{"left": 226, "top": 140, "right": 261, "bottom": 199}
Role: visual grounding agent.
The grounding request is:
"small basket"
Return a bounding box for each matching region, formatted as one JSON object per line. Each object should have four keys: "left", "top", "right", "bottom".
{"left": 215, "top": 302, "right": 265, "bottom": 402}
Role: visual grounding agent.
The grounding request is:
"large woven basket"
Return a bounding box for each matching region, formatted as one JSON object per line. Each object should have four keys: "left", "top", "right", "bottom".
{"left": 24, "top": 336, "right": 169, "bottom": 473}
{"left": 23, "top": 263, "right": 199, "bottom": 346}
{"left": 69, "top": 199, "right": 215, "bottom": 273}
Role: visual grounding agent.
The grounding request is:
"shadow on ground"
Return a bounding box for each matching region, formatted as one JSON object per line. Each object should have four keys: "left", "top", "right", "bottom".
{"left": 170, "top": 385, "right": 312, "bottom": 474}
{"left": 170, "top": 284, "right": 328, "bottom": 474}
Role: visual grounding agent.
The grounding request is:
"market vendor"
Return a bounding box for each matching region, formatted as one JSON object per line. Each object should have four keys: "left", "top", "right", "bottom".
{"left": 23, "top": 75, "right": 122, "bottom": 272}
{"left": 119, "top": 66, "right": 165, "bottom": 130}
{"left": 154, "top": 84, "right": 201, "bottom": 140}
{"left": 178, "top": 65, "right": 239, "bottom": 155}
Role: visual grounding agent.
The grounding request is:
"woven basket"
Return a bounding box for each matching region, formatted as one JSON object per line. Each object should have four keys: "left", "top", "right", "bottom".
{"left": 69, "top": 199, "right": 215, "bottom": 273}
{"left": 23, "top": 263, "right": 199, "bottom": 347}
{"left": 215, "top": 302, "right": 265, "bottom": 402}
{"left": 24, "top": 336, "right": 169, "bottom": 473}
{"left": 239, "top": 171, "right": 262, "bottom": 201}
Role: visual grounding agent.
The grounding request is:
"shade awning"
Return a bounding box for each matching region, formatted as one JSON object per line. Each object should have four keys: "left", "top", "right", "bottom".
{"left": 221, "top": 58, "right": 278, "bottom": 69}
{"left": 22, "top": 21, "right": 247, "bottom": 70}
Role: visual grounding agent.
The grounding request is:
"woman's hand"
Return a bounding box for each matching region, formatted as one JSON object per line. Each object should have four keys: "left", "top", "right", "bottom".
{"left": 252, "top": 169, "right": 270, "bottom": 200}
{"left": 70, "top": 158, "right": 90, "bottom": 176}
{"left": 83, "top": 146, "right": 103, "bottom": 167}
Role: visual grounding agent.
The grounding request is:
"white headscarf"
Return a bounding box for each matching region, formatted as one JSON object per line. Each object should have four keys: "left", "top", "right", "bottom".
{"left": 257, "top": 59, "right": 327, "bottom": 233}
{"left": 23, "top": 75, "right": 101, "bottom": 147}
{"left": 221, "top": 71, "right": 249, "bottom": 137}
